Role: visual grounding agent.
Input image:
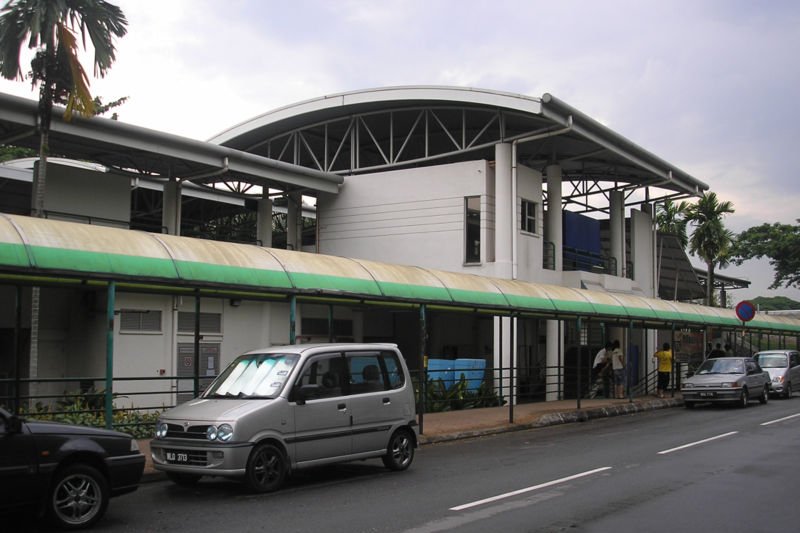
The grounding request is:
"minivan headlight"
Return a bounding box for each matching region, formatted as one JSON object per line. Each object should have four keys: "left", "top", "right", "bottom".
{"left": 206, "top": 424, "right": 234, "bottom": 442}
{"left": 155, "top": 422, "right": 168, "bottom": 439}
{"left": 217, "top": 424, "right": 234, "bottom": 442}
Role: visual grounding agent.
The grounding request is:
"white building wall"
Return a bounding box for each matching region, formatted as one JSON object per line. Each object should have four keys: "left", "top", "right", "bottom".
{"left": 515, "top": 165, "right": 544, "bottom": 282}
{"left": 630, "top": 209, "right": 655, "bottom": 298}
{"left": 43, "top": 163, "right": 130, "bottom": 226}
{"left": 317, "top": 160, "right": 494, "bottom": 275}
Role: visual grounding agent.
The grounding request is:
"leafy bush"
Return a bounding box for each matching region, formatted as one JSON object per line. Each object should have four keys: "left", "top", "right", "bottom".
{"left": 416, "top": 375, "right": 503, "bottom": 413}
{"left": 19, "top": 389, "right": 161, "bottom": 439}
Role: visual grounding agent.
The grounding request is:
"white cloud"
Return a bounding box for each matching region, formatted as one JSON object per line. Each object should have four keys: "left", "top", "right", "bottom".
{"left": 1, "top": 0, "right": 798, "bottom": 301}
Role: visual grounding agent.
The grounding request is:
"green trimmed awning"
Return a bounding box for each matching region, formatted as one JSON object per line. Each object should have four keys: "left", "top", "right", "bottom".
{"left": 1, "top": 214, "right": 799, "bottom": 334}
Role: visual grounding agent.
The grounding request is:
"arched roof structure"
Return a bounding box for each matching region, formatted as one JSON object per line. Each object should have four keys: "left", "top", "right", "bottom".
{"left": 2, "top": 214, "right": 796, "bottom": 334}
{"left": 211, "top": 86, "right": 709, "bottom": 211}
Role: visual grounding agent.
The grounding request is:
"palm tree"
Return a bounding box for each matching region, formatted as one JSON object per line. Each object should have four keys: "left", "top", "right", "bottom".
{"left": 655, "top": 199, "right": 689, "bottom": 248}
{"left": 0, "top": 0, "right": 127, "bottom": 217}
{"left": 686, "top": 192, "right": 735, "bottom": 306}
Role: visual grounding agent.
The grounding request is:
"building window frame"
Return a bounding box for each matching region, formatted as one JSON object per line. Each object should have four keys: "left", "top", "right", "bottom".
{"left": 119, "top": 309, "right": 162, "bottom": 334}
{"left": 464, "top": 196, "right": 481, "bottom": 264}
{"left": 521, "top": 198, "right": 537, "bottom": 234}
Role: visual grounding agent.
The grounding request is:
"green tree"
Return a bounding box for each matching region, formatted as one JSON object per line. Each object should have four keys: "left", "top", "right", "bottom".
{"left": 0, "top": 0, "right": 127, "bottom": 217}
{"left": 656, "top": 199, "right": 690, "bottom": 247}
{"left": 732, "top": 221, "right": 800, "bottom": 290}
{"left": 685, "top": 192, "right": 735, "bottom": 306}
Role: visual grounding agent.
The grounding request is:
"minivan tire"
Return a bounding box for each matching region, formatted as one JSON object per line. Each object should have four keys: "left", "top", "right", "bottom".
{"left": 382, "top": 428, "right": 414, "bottom": 471}
{"left": 245, "top": 443, "right": 287, "bottom": 493}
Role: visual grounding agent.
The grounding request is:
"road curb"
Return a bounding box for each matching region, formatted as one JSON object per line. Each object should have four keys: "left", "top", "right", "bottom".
{"left": 418, "top": 398, "right": 682, "bottom": 445}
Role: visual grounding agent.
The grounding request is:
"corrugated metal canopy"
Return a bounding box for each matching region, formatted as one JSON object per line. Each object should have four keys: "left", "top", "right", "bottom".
{"left": 0, "top": 92, "right": 344, "bottom": 194}
{"left": 1, "top": 214, "right": 798, "bottom": 334}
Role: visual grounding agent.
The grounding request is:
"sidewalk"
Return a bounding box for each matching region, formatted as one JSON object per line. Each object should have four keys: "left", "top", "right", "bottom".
{"left": 138, "top": 395, "right": 682, "bottom": 481}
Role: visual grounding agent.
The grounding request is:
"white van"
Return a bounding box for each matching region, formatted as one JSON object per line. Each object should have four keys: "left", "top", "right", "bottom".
{"left": 150, "top": 343, "right": 418, "bottom": 492}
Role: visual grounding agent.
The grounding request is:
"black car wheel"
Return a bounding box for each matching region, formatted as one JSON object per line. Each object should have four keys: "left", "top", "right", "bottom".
{"left": 47, "top": 464, "right": 109, "bottom": 530}
{"left": 245, "top": 443, "right": 287, "bottom": 493}
{"left": 785, "top": 382, "right": 792, "bottom": 399}
{"left": 167, "top": 472, "right": 202, "bottom": 486}
{"left": 760, "top": 386, "right": 769, "bottom": 404}
{"left": 738, "top": 388, "right": 749, "bottom": 408}
{"left": 382, "top": 428, "right": 415, "bottom": 471}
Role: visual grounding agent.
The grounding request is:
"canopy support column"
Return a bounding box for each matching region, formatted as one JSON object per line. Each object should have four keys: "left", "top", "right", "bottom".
{"left": 193, "top": 290, "right": 201, "bottom": 397}
{"left": 105, "top": 282, "right": 116, "bottom": 429}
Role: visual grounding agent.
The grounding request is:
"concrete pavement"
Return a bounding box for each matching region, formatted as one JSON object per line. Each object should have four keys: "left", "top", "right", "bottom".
{"left": 138, "top": 395, "right": 682, "bottom": 481}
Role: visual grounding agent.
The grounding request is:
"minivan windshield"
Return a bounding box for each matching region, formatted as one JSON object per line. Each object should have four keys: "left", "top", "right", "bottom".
{"left": 203, "top": 353, "right": 299, "bottom": 399}
{"left": 756, "top": 354, "right": 787, "bottom": 368}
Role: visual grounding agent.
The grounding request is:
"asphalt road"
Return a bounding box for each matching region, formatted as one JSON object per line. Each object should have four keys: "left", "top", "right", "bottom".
{"left": 10, "top": 398, "right": 800, "bottom": 532}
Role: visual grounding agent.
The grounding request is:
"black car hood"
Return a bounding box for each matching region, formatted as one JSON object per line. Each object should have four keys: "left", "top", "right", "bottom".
{"left": 23, "top": 419, "right": 132, "bottom": 439}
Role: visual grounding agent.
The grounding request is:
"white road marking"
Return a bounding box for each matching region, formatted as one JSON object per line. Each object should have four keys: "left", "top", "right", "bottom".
{"left": 657, "top": 431, "right": 738, "bottom": 455}
{"left": 449, "top": 467, "right": 611, "bottom": 511}
{"left": 761, "top": 413, "right": 800, "bottom": 426}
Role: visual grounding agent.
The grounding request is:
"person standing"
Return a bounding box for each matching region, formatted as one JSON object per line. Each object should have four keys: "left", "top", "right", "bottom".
{"left": 593, "top": 342, "right": 612, "bottom": 398}
{"left": 653, "top": 342, "right": 673, "bottom": 398}
{"left": 611, "top": 340, "right": 625, "bottom": 399}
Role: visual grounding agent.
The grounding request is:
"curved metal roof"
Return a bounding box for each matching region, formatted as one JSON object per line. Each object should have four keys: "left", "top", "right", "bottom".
{"left": 210, "top": 86, "right": 708, "bottom": 201}
{"left": 1, "top": 214, "right": 796, "bottom": 334}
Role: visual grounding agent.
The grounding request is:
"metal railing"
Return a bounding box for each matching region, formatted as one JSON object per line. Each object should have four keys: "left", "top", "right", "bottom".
{"left": 2, "top": 362, "right": 667, "bottom": 437}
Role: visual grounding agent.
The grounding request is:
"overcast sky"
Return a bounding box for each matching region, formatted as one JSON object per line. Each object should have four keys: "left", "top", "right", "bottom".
{"left": 1, "top": 0, "right": 798, "bottom": 304}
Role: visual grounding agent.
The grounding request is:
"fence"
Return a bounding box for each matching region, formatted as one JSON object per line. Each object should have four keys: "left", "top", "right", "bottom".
{"left": 0, "top": 361, "right": 667, "bottom": 438}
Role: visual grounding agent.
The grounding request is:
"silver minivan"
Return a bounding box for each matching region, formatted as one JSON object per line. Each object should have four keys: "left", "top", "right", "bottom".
{"left": 150, "top": 343, "right": 418, "bottom": 492}
{"left": 753, "top": 350, "right": 800, "bottom": 398}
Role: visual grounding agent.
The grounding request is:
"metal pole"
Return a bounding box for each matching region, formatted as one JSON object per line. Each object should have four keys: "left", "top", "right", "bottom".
{"left": 627, "top": 321, "right": 633, "bottom": 402}
{"left": 499, "top": 316, "right": 504, "bottom": 405}
{"left": 289, "top": 295, "right": 297, "bottom": 345}
{"left": 670, "top": 325, "right": 676, "bottom": 398}
{"left": 13, "top": 286, "right": 22, "bottom": 415}
{"left": 418, "top": 304, "right": 427, "bottom": 434}
{"left": 557, "top": 320, "right": 562, "bottom": 400}
{"left": 105, "top": 281, "right": 116, "bottom": 429}
{"left": 576, "top": 316, "right": 582, "bottom": 410}
{"left": 509, "top": 314, "right": 515, "bottom": 424}
{"left": 328, "top": 304, "right": 334, "bottom": 343}
{"left": 193, "top": 290, "right": 201, "bottom": 398}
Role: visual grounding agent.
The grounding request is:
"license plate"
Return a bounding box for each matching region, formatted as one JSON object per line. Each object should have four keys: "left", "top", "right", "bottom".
{"left": 699, "top": 392, "right": 716, "bottom": 398}
{"left": 166, "top": 451, "right": 189, "bottom": 463}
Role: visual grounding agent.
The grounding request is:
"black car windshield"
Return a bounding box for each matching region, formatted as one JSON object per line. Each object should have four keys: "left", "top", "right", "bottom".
{"left": 756, "top": 354, "right": 787, "bottom": 368}
{"left": 696, "top": 358, "right": 745, "bottom": 375}
{"left": 203, "top": 353, "right": 299, "bottom": 398}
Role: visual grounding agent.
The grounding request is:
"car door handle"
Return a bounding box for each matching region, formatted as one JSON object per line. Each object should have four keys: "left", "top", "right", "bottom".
{"left": 382, "top": 397, "right": 391, "bottom": 405}
{"left": 337, "top": 403, "right": 347, "bottom": 411}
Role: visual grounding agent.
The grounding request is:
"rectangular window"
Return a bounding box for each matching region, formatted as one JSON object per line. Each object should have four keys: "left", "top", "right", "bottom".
{"left": 521, "top": 199, "right": 537, "bottom": 234}
{"left": 177, "top": 311, "right": 222, "bottom": 334}
{"left": 119, "top": 310, "right": 162, "bottom": 333}
{"left": 465, "top": 196, "right": 481, "bottom": 263}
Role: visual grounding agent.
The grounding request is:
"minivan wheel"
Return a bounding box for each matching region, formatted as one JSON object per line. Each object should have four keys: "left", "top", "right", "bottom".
{"left": 245, "top": 443, "right": 287, "bottom": 493}
{"left": 738, "top": 388, "right": 749, "bottom": 408}
{"left": 760, "top": 386, "right": 769, "bottom": 404}
{"left": 167, "top": 472, "right": 202, "bottom": 486}
{"left": 785, "top": 383, "right": 792, "bottom": 399}
{"left": 382, "top": 429, "right": 414, "bottom": 471}
{"left": 47, "top": 464, "right": 109, "bottom": 530}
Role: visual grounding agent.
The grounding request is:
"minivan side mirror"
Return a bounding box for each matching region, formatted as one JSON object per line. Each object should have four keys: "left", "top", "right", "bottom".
{"left": 291, "top": 384, "right": 320, "bottom": 406}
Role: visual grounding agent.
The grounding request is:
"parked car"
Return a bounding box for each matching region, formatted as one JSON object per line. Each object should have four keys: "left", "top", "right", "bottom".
{"left": 753, "top": 350, "right": 800, "bottom": 398}
{"left": 0, "top": 407, "right": 145, "bottom": 530}
{"left": 151, "top": 343, "right": 418, "bottom": 492}
{"left": 681, "top": 356, "right": 770, "bottom": 408}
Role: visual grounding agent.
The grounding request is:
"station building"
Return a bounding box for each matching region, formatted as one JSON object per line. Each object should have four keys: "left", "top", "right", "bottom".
{"left": 0, "top": 87, "right": 795, "bottom": 411}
